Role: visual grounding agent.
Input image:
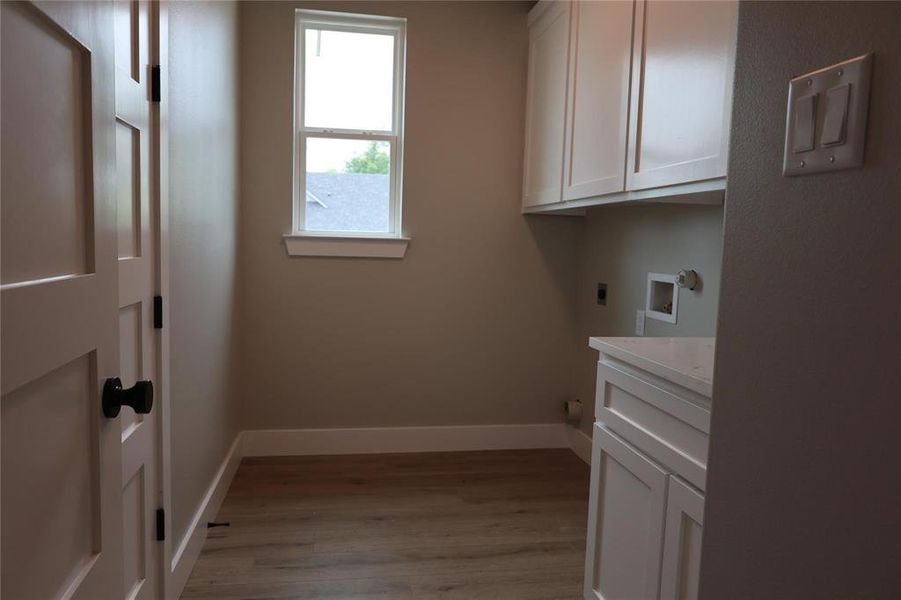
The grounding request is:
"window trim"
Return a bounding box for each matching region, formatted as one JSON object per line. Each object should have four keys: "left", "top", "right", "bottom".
{"left": 283, "top": 233, "right": 410, "bottom": 259}
{"left": 292, "top": 10, "right": 407, "bottom": 242}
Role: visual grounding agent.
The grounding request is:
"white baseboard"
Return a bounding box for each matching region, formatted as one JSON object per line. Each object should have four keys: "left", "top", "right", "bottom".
{"left": 566, "top": 424, "right": 593, "bottom": 465}
{"left": 167, "top": 432, "right": 243, "bottom": 599}
{"left": 241, "top": 423, "right": 570, "bottom": 457}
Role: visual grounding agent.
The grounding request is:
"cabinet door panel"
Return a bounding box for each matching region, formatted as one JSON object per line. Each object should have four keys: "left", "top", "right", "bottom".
{"left": 626, "top": 0, "right": 737, "bottom": 190}
{"left": 584, "top": 424, "right": 668, "bottom": 600}
{"left": 563, "top": 1, "right": 634, "bottom": 201}
{"left": 523, "top": 1, "right": 570, "bottom": 208}
{"left": 660, "top": 477, "right": 705, "bottom": 600}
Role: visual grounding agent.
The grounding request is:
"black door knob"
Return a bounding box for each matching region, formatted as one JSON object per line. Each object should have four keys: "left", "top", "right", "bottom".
{"left": 103, "top": 377, "right": 153, "bottom": 418}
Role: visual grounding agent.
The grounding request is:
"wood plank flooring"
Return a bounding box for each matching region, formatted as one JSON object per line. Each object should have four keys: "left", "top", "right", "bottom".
{"left": 181, "top": 449, "right": 590, "bottom": 599}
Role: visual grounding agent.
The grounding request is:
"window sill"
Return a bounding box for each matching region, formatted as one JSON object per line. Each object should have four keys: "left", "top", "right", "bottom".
{"left": 283, "top": 233, "right": 410, "bottom": 259}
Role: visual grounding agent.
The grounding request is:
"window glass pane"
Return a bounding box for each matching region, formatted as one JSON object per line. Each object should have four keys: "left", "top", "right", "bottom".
{"left": 305, "top": 137, "right": 391, "bottom": 233}
{"left": 304, "top": 28, "right": 394, "bottom": 131}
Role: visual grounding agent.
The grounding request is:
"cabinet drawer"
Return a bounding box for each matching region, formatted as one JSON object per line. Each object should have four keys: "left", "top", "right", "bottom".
{"left": 595, "top": 360, "right": 709, "bottom": 490}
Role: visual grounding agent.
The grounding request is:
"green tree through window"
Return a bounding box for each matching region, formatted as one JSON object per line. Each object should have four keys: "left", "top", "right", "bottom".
{"left": 344, "top": 141, "right": 389, "bottom": 174}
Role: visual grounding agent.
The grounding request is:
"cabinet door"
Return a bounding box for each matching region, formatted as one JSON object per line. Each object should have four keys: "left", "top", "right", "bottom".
{"left": 563, "top": 0, "right": 634, "bottom": 201}
{"left": 523, "top": 1, "right": 571, "bottom": 208}
{"left": 659, "top": 477, "right": 705, "bottom": 600}
{"left": 625, "top": 0, "right": 737, "bottom": 191}
{"left": 584, "top": 424, "right": 668, "bottom": 600}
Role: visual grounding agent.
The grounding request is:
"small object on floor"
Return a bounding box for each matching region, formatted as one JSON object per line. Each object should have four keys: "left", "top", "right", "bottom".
{"left": 206, "top": 521, "right": 230, "bottom": 528}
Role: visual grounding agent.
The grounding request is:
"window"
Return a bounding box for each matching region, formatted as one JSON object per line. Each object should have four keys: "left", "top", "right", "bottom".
{"left": 290, "top": 10, "right": 407, "bottom": 256}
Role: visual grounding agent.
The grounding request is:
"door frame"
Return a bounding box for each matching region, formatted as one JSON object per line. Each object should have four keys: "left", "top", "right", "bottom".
{"left": 150, "top": 2, "right": 176, "bottom": 598}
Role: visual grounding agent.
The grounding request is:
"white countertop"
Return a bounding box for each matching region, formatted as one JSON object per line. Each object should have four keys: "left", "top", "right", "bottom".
{"left": 588, "top": 337, "right": 715, "bottom": 398}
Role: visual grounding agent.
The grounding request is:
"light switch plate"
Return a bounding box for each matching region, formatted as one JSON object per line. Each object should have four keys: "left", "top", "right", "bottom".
{"left": 783, "top": 53, "right": 872, "bottom": 176}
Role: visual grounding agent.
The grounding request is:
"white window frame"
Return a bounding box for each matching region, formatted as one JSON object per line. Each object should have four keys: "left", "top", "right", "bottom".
{"left": 291, "top": 10, "right": 407, "bottom": 243}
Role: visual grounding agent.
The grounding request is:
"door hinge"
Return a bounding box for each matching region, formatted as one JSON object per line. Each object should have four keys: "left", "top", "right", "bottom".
{"left": 156, "top": 508, "right": 165, "bottom": 541}
{"left": 151, "top": 65, "right": 161, "bottom": 102}
{"left": 153, "top": 295, "right": 163, "bottom": 329}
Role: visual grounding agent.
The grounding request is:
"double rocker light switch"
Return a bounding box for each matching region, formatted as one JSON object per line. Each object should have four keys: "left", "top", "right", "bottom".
{"left": 783, "top": 54, "right": 872, "bottom": 176}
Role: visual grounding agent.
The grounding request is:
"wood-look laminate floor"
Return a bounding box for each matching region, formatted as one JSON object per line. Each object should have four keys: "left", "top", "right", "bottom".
{"left": 181, "top": 449, "right": 590, "bottom": 599}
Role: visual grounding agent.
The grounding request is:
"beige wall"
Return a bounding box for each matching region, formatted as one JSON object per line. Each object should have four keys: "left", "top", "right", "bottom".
{"left": 573, "top": 204, "right": 724, "bottom": 434}
{"left": 701, "top": 2, "right": 901, "bottom": 597}
{"left": 236, "top": 1, "right": 581, "bottom": 430}
{"left": 169, "top": 0, "right": 240, "bottom": 545}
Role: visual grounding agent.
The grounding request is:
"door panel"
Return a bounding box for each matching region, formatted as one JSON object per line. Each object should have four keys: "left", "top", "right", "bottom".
{"left": 122, "top": 467, "right": 148, "bottom": 598}
{"left": 1, "top": 354, "right": 101, "bottom": 600}
{"left": 0, "top": 0, "right": 94, "bottom": 285}
{"left": 114, "top": 0, "right": 143, "bottom": 83}
{"left": 119, "top": 302, "right": 145, "bottom": 435}
{"left": 116, "top": 121, "right": 142, "bottom": 260}
{"left": 1, "top": 1, "right": 121, "bottom": 599}
{"left": 584, "top": 424, "right": 668, "bottom": 600}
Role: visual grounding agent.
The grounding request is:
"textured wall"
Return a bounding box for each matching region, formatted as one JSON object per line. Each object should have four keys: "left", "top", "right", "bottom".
{"left": 573, "top": 203, "right": 723, "bottom": 435}
{"left": 169, "top": 0, "right": 240, "bottom": 547}
{"left": 236, "top": 1, "right": 581, "bottom": 430}
{"left": 701, "top": 2, "right": 901, "bottom": 597}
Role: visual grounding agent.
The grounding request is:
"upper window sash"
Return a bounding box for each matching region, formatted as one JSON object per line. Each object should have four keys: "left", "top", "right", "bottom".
{"left": 296, "top": 10, "right": 403, "bottom": 33}
{"left": 296, "top": 11, "right": 405, "bottom": 137}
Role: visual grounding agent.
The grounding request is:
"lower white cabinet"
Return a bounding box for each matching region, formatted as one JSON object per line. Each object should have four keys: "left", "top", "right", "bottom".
{"left": 585, "top": 337, "right": 713, "bottom": 600}
{"left": 585, "top": 426, "right": 705, "bottom": 600}
{"left": 659, "top": 477, "right": 705, "bottom": 600}
{"left": 584, "top": 425, "right": 668, "bottom": 600}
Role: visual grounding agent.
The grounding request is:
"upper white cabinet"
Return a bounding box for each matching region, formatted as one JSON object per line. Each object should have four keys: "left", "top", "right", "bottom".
{"left": 522, "top": 0, "right": 737, "bottom": 212}
{"left": 522, "top": 1, "right": 571, "bottom": 208}
{"left": 626, "top": 0, "right": 738, "bottom": 191}
{"left": 562, "top": 0, "right": 633, "bottom": 200}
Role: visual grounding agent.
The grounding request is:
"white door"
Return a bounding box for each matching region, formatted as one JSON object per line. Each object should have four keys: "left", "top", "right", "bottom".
{"left": 659, "top": 477, "right": 705, "bottom": 600}
{"left": 114, "top": 0, "right": 162, "bottom": 598}
{"left": 562, "top": 0, "right": 634, "bottom": 201}
{"left": 584, "top": 424, "right": 668, "bottom": 600}
{"left": 625, "top": 0, "right": 737, "bottom": 191}
{"left": 522, "top": 0, "right": 571, "bottom": 208}
{"left": 1, "top": 1, "right": 123, "bottom": 598}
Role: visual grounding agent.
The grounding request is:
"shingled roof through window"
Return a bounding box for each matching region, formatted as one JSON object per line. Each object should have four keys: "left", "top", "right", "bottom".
{"left": 305, "top": 172, "right": 390, "bottom": 233}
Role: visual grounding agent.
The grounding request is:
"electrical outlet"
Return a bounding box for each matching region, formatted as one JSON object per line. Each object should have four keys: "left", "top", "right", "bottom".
{"left": 635, "top": 310, "right": 645, "bottom": 336}
{"left": 596, "top": 283, "right": 607, "bottom": 306}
